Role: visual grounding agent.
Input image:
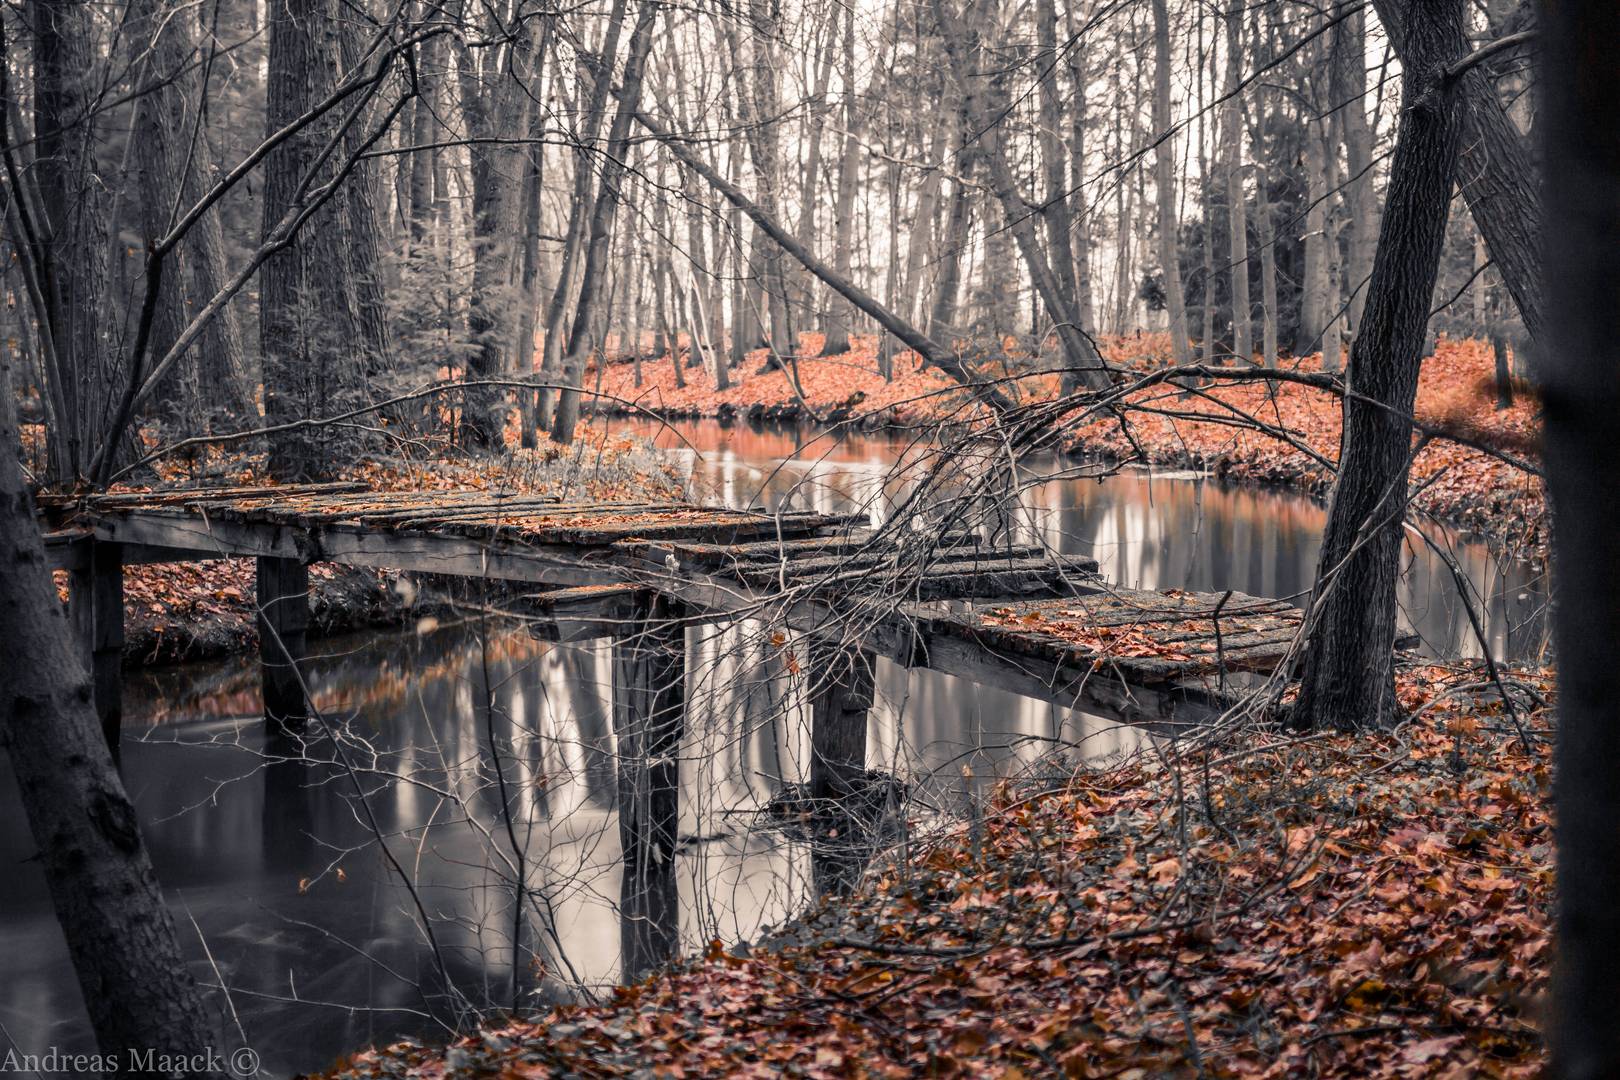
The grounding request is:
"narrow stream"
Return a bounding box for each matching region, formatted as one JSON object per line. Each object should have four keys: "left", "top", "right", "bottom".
{"left": 0, "top": 421, "right": 1547, "bottom": 1076}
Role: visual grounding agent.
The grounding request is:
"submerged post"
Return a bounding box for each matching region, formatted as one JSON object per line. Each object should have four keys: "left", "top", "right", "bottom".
{"left": 612, "top": 593, "right": 686, "bottom": 982}
{"left": 257, "top": 556, "right": 310, "bottom": 736}
{"left": 808, "top": 640, "right": 876, "bottom": 894}
{"left": 71, "top": 541, "right": 124, "bottom": 759}
{"left": 809, "top": 641, "right": 874, "bottom": 803}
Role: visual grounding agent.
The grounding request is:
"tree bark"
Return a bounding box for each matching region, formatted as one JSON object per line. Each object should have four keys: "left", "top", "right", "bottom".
{"left": 1374, "top": 0, "right": 1542, "bottom": 348}
{"left": 1292, "top": 0, "right": 1465, "bottom": 732}
{"left": 1541, "top": 1, "right": 1620, "bottom": 1072}
{"left": 537, "top": 0, "right": 629, "bottom": 431}
{"left": 1335, "top": 3, "right": 1379, "bottom": 343}
{"left": 0, "top": 351, "right": 221, "bottom": 1068}
{"left": 818, "top": 1, "right": 862, "bottom": 356}
{"left": 259, "top": 0, "right": 369, "bottom": 480}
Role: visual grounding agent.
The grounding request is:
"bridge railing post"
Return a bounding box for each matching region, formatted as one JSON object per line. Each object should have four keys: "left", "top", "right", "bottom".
{"left": 256, "top": 556, "right": 310, "bottom": 736}
{"left": 612, "top": 593, "right": 686, "bottom": 982}
{"left": 71, "top": 540, "right": 124, "bottom": 760}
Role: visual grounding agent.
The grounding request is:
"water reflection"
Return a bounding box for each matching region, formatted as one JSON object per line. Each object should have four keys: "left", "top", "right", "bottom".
{"left": 0, "top": 419, "right": 1545, "bottom": 1075}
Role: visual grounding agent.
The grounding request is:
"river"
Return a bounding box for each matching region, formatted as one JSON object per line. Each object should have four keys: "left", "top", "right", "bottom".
{"left": 0, "top": 420, "right": 1547, "bottom": 1076}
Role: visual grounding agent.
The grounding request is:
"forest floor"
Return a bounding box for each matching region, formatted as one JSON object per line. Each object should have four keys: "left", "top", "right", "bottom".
{"left": 326, "top": 659, "right": 1552, "bottom": 1079}
{"left": 595, "top": 333, "right": 1545, "bottom": 559}
{"left": 48, "top": 427, "right": 687, "bottom": 666}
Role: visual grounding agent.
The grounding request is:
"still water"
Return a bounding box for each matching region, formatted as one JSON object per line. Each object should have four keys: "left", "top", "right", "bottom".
{"left": 0, "top": 421, "right": 1546, "bottom": 1075}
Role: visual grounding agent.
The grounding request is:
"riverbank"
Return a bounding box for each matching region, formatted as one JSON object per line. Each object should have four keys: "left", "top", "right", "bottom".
{"left": 327, "top": 659, "right": 1551, "bottom": 1078}
{"left": 54, "top": 430, "right": 687, "bottom": 668}
{"left": 595, "top": 334, "right": 1545, "bottom": 559}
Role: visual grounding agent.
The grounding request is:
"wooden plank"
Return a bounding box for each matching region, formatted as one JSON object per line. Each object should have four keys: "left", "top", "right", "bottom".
{"left": 526, "top": 583, "right": 652, "bottom": 643}
{"left": 94, "top": 510, "right": 308, "bottom": 560}
{"left": 315, "top": 526, "right": 611, "bottom": 586}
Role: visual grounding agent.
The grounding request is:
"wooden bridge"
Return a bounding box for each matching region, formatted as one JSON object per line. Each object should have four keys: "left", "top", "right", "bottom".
{"left": 39, "top": 481, "right": 1306, "bottom": 972}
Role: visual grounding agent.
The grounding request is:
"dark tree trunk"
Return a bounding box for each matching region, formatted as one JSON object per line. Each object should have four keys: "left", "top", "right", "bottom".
{"left": 0, "top": 358, "right": 220, "bottom": 1067}
{"left": 31, "top": 0, "right": 110, "bottom": 481}
{"left": 259, "top": 0, "right": 369, "bottom": 481}
{"left": 1291, "top": 0, "right": 1465, "bottom": 732}
{"left": 1541, "top": 3, "right": 1620, "bottom": 1074}
{"left": 1374, "top": 0, "right": 1542, "bottom": 349}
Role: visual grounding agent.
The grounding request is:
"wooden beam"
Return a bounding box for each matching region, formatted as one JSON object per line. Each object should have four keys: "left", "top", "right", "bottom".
{"left": 257, "top": 556, "right": 310, "bottom": 736}
{"left": 71, "top": 541, "right": 124, "bottom": 760}
{"left": 525, "top": 583, "right": 652, "bottom": 642}
{"left": 613, "top": 593, "right": 687, "bottom": 982}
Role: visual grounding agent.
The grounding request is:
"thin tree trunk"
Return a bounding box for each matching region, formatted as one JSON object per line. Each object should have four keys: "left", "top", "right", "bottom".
{"left": 259, "top": 0, "right": 369, "bottom": 480}
{"left": 551, "top": 1, "right": 658, "bottom": 445}
{"left": 818, "top": 1, "right": 862, "bottom": 356}
{"left": 1036, "top": 0, "right": 1083, "bottom": 391}
{"left": 1223, "top": 2, "right": 1252, "bottom": 365}
{"left": 1292, "top": 0, "right": 1465, "bottom": 732}
{"left": 1150, "top": 0, "right": 1191, "bottom": 367}
{"left": 537, "top": 0, "right": 630, "bottom": 430}
{"left": 1336, "top": 2, "right": 1378, "bottom": 343}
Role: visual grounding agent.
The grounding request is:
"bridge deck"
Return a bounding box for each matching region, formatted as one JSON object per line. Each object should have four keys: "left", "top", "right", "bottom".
{"left": 42, "top": 483, "right": 1303, "bottom": 727}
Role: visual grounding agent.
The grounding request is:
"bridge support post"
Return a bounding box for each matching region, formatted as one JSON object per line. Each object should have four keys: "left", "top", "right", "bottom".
{"left": 257, "top": 556, "right": 310, "bottom": 736}
{"left": 808, "top": 640, "right": 876, "bottom": 894}
{"left": 809, "top": 641, "right": 874, "bottom": 804}
{"left": 612, "top": 594, "right": 686, "bottom": 981}
{"left": 71, "top": 541, "right": 124, "bottom": 760}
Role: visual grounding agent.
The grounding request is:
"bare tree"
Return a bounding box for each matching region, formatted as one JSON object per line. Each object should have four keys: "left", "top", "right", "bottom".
{"left": 1291, "top": 0, "right": 1465, "bottom": 731}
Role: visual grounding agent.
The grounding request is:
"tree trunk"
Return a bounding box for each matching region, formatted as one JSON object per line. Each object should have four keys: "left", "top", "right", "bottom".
{"left": 551, "top": 1, "right": 658, "bottom": 445}
{"left": 537, "top": 0, "right": 630, "bottom": 431}
{"left": 0, "top": 352, "right": 220, "bottom": 1068}
{"left": 927, "top": 152, "right": 973, "bottom": 343}
{"left": 1036, "top": 0, "right": 1083, "bottom": 391}
{"left": 1336, "top": 3, "right": 1378, "bottom": 344}
{"left": 456, "top": 3, "right": 533, "bottom": 449}
{"left": 1374, "top": 0, "right": 1542, "bottom": 349}
{"left": 1223, "top": 2, "right": 1252, "bottom": 365}
{"left": 936, "top": 0, "right": 1108, "bottom": 391}
{"left": 818, "top": 2, "right": 862, "bottom": 356}
{"left": 1064, "top": 0, "right": 1095, "bottom": 337}
{"left": 1542, "top": 2, "right": 1620, "bottom": 1071}
{"left": 1291, "top": 0, "right": 1465, "bottom": 732}
{"left": 259, "top": 0, "right": 369, "bottom": 480}
{"left": 31, "top": 0, "right": 110, "bottom": 481}
{"left": 128, "top": 0, "right": 252, "bottom": 427}
{"left": 1150, "top": 0, "right": 1191, "bottom": 366}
